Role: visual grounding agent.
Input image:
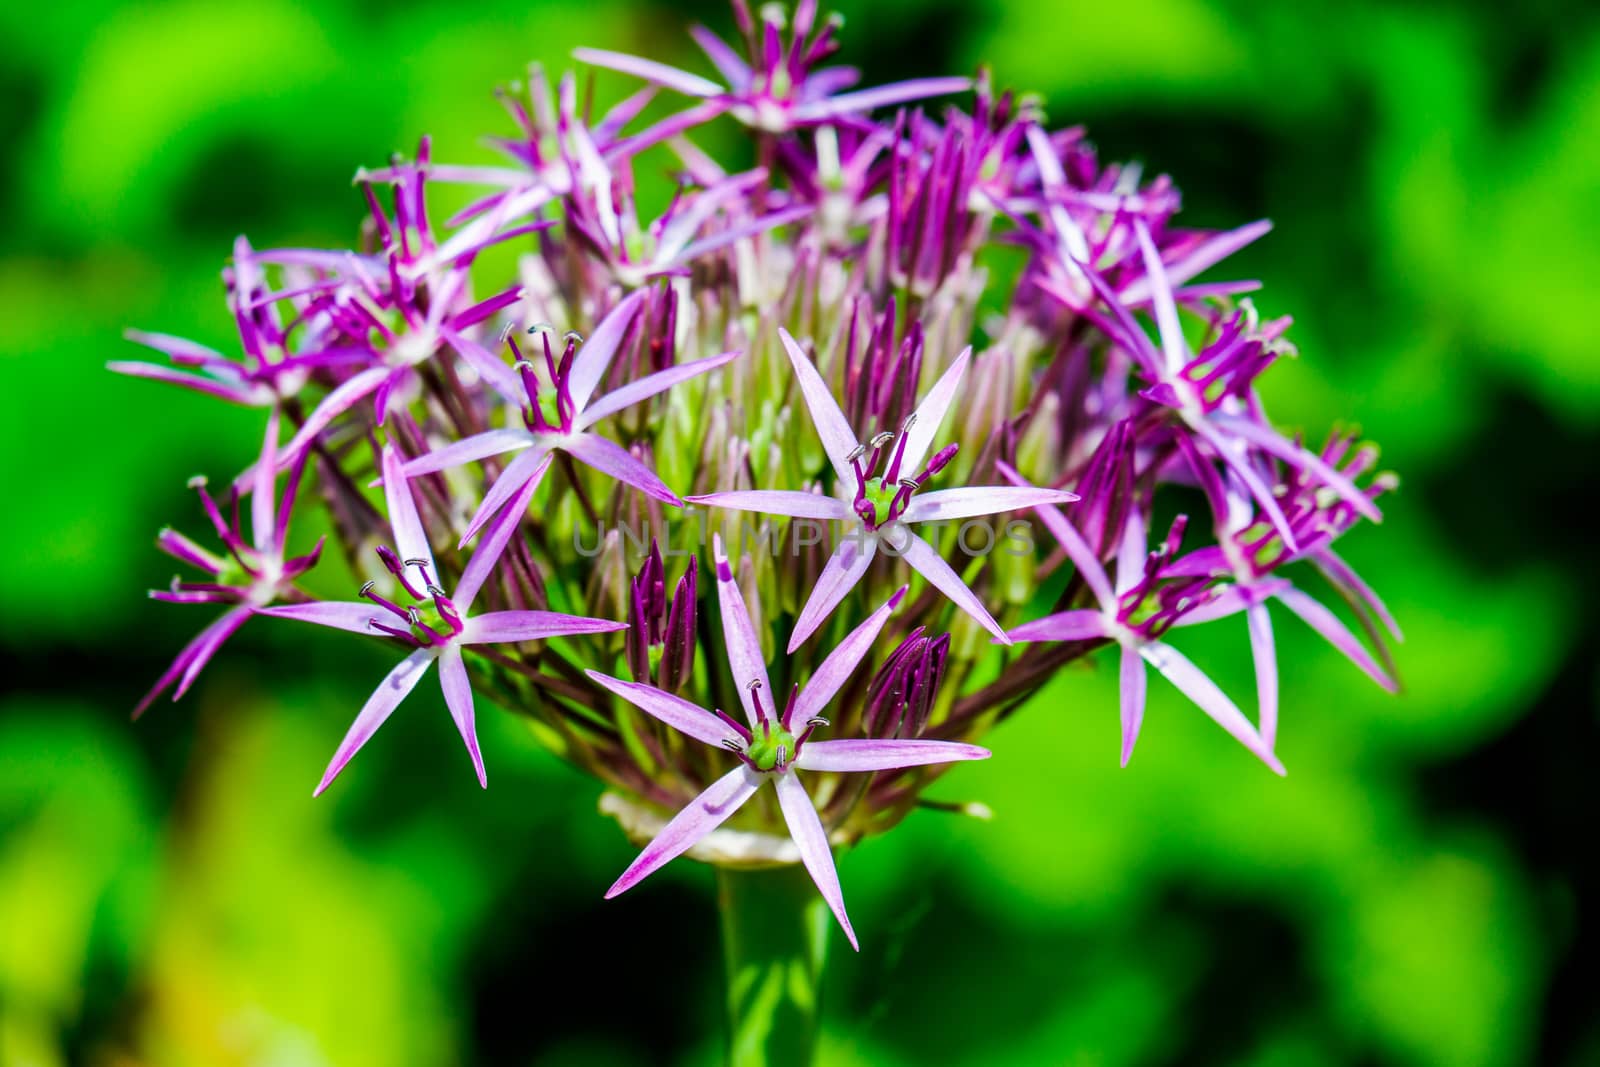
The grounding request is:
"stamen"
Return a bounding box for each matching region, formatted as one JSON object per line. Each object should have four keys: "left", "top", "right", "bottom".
{"left": 746, "top": 678, "right": 771, "bottom": 727}
{"left": 721, "top": 738, "right": 745, "bottom": 753}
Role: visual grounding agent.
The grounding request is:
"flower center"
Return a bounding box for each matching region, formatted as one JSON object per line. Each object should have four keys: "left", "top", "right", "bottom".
{"left": 360, "top": 547, "right": 464, "bottom": 648}
{"left": 745, "top": 721, "right": 799, "bottom": 772}
{"left": 508, "top": 325, "right": 583, "bottom": 434}
{"left": 846, "top": 417, "right": 959, "bottom": 530}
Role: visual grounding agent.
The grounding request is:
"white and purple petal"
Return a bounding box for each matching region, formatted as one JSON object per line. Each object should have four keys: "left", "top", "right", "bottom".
{"left": 773, "top": 773, "right": 857, "bottom": 951}
{"left": 314, "top": 647, "right": 436, "bottom": 796}
{"left": 787, "top": 534, "right": 877, "bottom": 654}
{"left": 585, "top": 670, "right": 735, "bottom": 748}
{"left": 563, "top": 432, "right": 683, "bottom": 506}
{"left": 794, "top": 738, "right": 989, "bottom": 773}
{"left": 712, "top": 534, "right": 775, "bottom": 725}
{"left": 439, "top": 646, "right": 487, "bottom": 788}
{"left": 605, "top": 766, "right": 764, "bottom": 898}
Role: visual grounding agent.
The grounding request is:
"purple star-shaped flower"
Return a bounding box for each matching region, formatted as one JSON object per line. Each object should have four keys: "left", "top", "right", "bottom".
{"left": 587, "top": 534, "right": 988, "bottom": 949}
{"left": 396, "top": 289, "right": 737, "bottom": 544}
{"left": 1167, "top": 433, "right": 1400, "bottom": 747}
{"left": 690, "top": 329, "right": 1077, "bottom": 651}
{"left": 575, "top": 1, "right": 968, "bottom": 135}
{"left": 263, "top": 444, "right": 626, "bottom": 793}
{"left": 135, "top": 409, "right": 322, "bottom": 717}
{"left": 1001, "top": 465, "right": 1284, "bottom": 774}
{"left": 1079, "top": 220, "right": 1381, "bottom": 552}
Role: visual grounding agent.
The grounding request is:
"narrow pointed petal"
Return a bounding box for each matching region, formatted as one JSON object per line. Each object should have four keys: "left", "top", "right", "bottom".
{"left": 672, "top": 204, "right": 814, "bottom": 265}
{"left": 689, "top": 25, "right": 750, "bottom": 87}
{"left": 605, "top": 766, "right": 763, "bottom": 898}
{"left": 901, "top": 485, "right": 1077, "bottom": 524}
{"left": 315, "top": 648, "right": 435, "bottom": 796}
{"left": 1313, "top": 549, "right": 1403, "bottom": 641}
{"left": 1171, "top": 579, "right": 1287, "bottom": 626}
{"left": 277, "top": 366, "right": 391, "bottom": 462}
{"left": 133, "top": 606, "right": 251, "bottom": 718}
{"left": 567, "top": 290, "right": 648, "bottom": 414}
{"left": 259, "top": 600, "right": 379, "bottom": 636}
{"left": 686, "top": 490, "right": 851, "bottom": 521}
{"left": 438, "top": 646, "right": 487, "bottom": 788}
{"left": 122, "top": 329, "right": 229, "bottom": 366}
{"left": 898, "top": 347, "right": 971, "bottom": 475}
{"left": 441, "top": 326, "right": 525, "bottom": 404}
{"left": 382, "top": 445, "right": 436, "bottom": 584}
{"left": 397, "top": 429, "right": 535, "bottom": 480}
{"left": 1247, "top": 602, "right": 1280, "bottom": 748}
{"left": 1140, "top": 641, "right": 1285, "bottom": 774}
{"left": 1119, "top": 642, "right": 1147, "bottom": 766}
{"left": 577, "top": 349, "right": 739, "bottom": 430}
{"left": 454, "top": 451, "right": 552, "bottom": 609}
{"left": 585, "top": 670, "right": 734, "bottom": 748}
{"left": 249, "top": 413, "right": 280, "bottom": 553}
{"left": 1211, "top": 414, "right": 1383, "bottom": 523}
{"left": 108, "top": 361, "right": 262, "bottom": 404}
{"left": 563, "top": 433, "right": 683, "bottom": 505}
{"left": 792, "top": 77, "right": 971, "bottom": 121}
{"left": 1134, "top": 220, "right": 1189, "bottom": 373}
{"left": 1006, "top": 608, "right": 1109, "bottom": 644}
{"left": 787, "top": 534, "right": 876, "bottom": 653}
{"left": 467, "top": 610, "right": 627, "bottom": 644}
{"left": 459, "top": 445, "right": 553, "bottom": 546}
{"left": 1274, "top": 587, "right": 1399, "bottom": 692}
{"left": 1192, "top": 421, "right": 1299, "bottom": 553}
{"left": 897, "top": 531, "right": 1008, "bottom": 643}
{"left": 1120, "top": 220, "right": 1273, "bottom": 304}
{"left": 774, "top": 774, "right": 857, "bottom": 951}
{"left": 712, "top": 534, "right": 774, "bottom": 725}
{"left": 1113, "top": 510, "right": 1148, "bottom": 598}
{"left": 573, "top": 47, "right": 723, "bottom": 98}
{"left": 791, "top": 587, "right": 907, "bottom": 725}
{"left": 780, "top": 328, "right": 859, "bottom": 486}
{"left": 795, "top": 738, "right": 989, "bottom": 772}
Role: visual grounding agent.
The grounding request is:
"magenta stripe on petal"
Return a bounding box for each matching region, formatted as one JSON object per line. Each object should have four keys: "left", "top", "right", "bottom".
{"left": 563, "top": 433, "right": 683, "bottom": 506}
{"left": 791, "top": 586, "right": 906, "bottom": 726}
{"left": 578, "top": 349, "right": 739, "bottom": 430}
{"left": 382, "top": 445, "right": 436, "bottom": 584}
{"left": 467, "top": 611, "right": 627, "bottom": 645}
{"left": 1006, "top": 608, "right": 1108, "bottom": 644}
{"left": 787, "top": 535, "right": 876, "bottom": 654}
{"left": 901, "top": 484, "right": 1077, "bottom": 524}
{"left": 712, "top": 534, "right": 774, "bottom": 726}
{"left": 314, "top": 648, "right": 435, "bottom": 796}
{"left": 259, "top": 600, "right": 378, "bottom": 636}
{"left": 898, "top": 347, "right": 970, "bottom": 476}
{"left": 774, "top": 774, "right": 857, "bottom": 951}
{"left": 898, "top": 531, "right": 1008, "bottom": 643}
{"left": 567, "top": 290, "right": 648, "bottom": 414}
{"left": 439, "top": 646, "right": 487, "bottom": 788}
{"left": 795, "top": 738, "right": 989, "bottom": 773}
{"left": 1140, "top": 641, "right": 1285, "bottom": 775}
{"left": 687, "top": 490, "right": 851, "bottom": 521}
{"left": 585, "top": 670, "right": 732, "bottom": 748}
{"left": 454, "top": 451, "right": 552, "bottom": 610}
{"left": 605, "top": 766, "right": 763, "bottom": 898}
{"left": 459, "top": 446, "right": 553, "bottom": 547}
{"left": 1119, "top": 642, "right": 1147, "bottom": 766}
{"left": 780, "top": 328, "right": 860, "bottom": 487}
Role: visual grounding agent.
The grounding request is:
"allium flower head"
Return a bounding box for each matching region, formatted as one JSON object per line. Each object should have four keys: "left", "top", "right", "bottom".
{"left": 589, "top": 535, "right": 987, "bottom": 948}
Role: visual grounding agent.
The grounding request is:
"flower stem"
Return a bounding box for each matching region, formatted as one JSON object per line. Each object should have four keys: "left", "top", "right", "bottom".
{"left": 717, "top": 864, "right": 830, "bottom": 1067}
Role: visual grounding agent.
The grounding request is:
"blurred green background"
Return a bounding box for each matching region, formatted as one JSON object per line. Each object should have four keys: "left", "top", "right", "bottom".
{"left": 4, "top": 0, "right": 1598, "bottom": 1064}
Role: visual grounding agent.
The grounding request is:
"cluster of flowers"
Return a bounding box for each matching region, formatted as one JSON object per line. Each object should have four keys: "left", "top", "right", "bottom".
{"left": 120, "top": 0, "right": 1399, "bottom": 948}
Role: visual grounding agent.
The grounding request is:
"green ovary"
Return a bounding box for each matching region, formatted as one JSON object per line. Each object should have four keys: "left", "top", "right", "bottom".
{"left": 862, "top": 478, "right": 900, "bottom": 527}
{"left": 746, "top": 723, "right": 799, "bottom": 771}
